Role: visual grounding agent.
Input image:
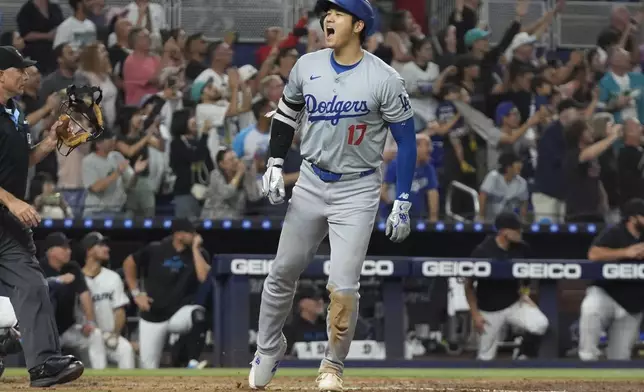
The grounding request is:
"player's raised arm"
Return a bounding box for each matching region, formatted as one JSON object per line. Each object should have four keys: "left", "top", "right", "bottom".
{"left": 262, "top": 59, "right": 306, "bottom": 205}
{"left": 381, "top": 73, "right": 416, "bottom": 243}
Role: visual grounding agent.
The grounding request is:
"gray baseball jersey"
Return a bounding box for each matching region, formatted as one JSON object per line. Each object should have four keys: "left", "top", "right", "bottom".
{"left": 284, "top": 48, "right": 414, "bottom": 173}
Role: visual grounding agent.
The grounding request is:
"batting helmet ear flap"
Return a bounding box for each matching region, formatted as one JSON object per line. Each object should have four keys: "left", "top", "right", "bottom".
{"left": 319, "top": 13, "right": 326, "bottom": 32}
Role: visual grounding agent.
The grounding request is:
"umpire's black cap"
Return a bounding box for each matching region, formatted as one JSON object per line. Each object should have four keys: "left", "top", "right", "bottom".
{"left": 44, "top": 232, "right": 71, "bottom": 251}
{"left": 494, "top": 212, "right": 523, "bottom": 231}
{"left": 172, "top": 218, "right": 197, "bottom": 234}
{"left": 622, "top": 198, "right": 644, "bottom": 220}
{"left": 0, "top": 46, "right": 36, "bottom": 70}
{"left": 81, "top": 231, "right": 109, "bottom": 252}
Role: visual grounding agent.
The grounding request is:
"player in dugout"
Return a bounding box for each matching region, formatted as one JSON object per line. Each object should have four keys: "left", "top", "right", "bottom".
{"left": 80, "top": 231, "right": 135, "bottom": 368}
{"left": 464, "top": 212, "right": 549, "bottom": 360}
{"left": 122, "top": 218, "right": 210, "bottom": 369}
{"left": 578, "top": 198, "right": 644, "bottom": 361}
{"left": 41, "top": 232, "right": 108, "bottom": 369}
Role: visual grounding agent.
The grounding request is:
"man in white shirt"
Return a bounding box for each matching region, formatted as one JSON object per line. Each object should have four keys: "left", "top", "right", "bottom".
{"left": 53, "top": 0, "right": 97, "bottom": 51}
{"left": 399, "top": 38, "right": 439, "bottom": 128}
{"left": 80, "top": 232, "right": 136, "bottom": 369}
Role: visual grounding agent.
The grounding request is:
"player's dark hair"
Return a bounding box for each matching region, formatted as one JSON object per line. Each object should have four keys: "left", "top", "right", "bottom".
{"left": 389, "top": 10, "right": 409, "bottom": 33}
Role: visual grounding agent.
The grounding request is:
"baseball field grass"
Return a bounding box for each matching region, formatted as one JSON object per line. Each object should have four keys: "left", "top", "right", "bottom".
{"left": 2, "top": 368, "right": 644, "bottom": 391}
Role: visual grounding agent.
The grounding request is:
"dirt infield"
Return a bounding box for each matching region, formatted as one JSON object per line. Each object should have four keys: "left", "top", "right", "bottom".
{"left": 1, "top": 376, "right": 644, "bottom": 392}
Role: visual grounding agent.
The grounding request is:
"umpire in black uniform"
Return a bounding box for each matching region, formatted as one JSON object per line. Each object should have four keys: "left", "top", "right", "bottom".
{"left": 0, "top": 46, "right": 83, "bottom": 387}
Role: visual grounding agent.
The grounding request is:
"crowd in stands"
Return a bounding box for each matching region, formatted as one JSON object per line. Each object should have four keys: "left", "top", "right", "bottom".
{"left": 11, "top": 0, "right": 644, "bottom": 224}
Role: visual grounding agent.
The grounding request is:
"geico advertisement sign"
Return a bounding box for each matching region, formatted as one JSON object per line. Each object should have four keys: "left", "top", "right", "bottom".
{"left": 230, "top": 259, "right": 395, "bottom": 276}
{"left": 421, "top": 261, "right": 583, "bottom": 279}
{"left": 511, "top": 263, "right": 582, "bottom": 279}
{"left": 422, "top": 261, "right": 492, "bottom": 277}
{"left": 603, "top": 264, "right": 644, "bottom": 279}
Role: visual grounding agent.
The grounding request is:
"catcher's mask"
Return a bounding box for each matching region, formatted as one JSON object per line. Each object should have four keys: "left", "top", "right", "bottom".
{"left": 56, "top": 85, "right": 105, "bottom": 156}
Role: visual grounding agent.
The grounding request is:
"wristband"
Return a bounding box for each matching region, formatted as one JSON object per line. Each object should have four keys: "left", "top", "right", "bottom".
{"left": 130, "top": 288, "right": 141, "bottom": 297}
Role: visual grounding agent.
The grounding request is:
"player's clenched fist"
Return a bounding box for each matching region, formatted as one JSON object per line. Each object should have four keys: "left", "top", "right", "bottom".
{"left": 386, "top": 200, "right": 412, "bottom": 243}
{"left": 262, "top": 157, "right": 286, "bottom": 205}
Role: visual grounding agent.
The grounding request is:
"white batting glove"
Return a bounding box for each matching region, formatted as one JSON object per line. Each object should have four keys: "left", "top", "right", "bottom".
{"left": 261, "top": 157, "right": 286, "bottom": 205}
{"left": 386, "top": 200, "right": 412, "bottom": 243}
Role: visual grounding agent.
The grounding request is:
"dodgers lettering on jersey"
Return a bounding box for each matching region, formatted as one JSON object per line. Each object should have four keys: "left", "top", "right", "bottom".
{"left": 284, "top": 49, "right": 414, "bottom": 173}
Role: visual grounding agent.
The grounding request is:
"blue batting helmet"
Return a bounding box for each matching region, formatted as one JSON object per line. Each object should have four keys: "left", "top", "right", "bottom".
{"left": 316, "top": 0, "right": 376, "bottom": 37}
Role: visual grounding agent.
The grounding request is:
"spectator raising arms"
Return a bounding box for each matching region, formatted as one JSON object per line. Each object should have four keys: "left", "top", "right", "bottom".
{"left": 108, "top": 16, "right": 133, "bottom": 89}
{"left": 78, "top": 42, "right": 118, "bottom": 129}
{"left": 115, "top": 107, "right": 164, "bottom": 217}
{"left": 532, "top": 100, "right": 583, "bottom": 223}
{"left": 399, "top": 38, "right": 439, "bottom": 128}
{"left": 184, "top": 33, "right": 208, "bottom": 82}
{"left": 169, "top": 109, "right": 214, "bottom": 219}
{"left": 563, "top": 120, "right": 622, "bottom": 222}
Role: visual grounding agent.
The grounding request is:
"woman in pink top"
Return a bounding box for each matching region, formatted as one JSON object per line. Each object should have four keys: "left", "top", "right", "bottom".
{"left": 123, "top": 27, "right": 161, "bottom": 106}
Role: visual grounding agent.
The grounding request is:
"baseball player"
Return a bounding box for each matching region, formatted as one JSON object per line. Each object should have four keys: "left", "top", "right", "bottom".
{"left": 122, "top": 219, "right": 210, "bottom": 369}
{"left": 249, "top": 0, "right": 416, "bottom": 390}
{"left": 578, "top": 198, "right": 644, "bottom": 360}
{"left": 465, "top": 212, "right": 549, "bottom": 360}
{"left": 41, "top": 232, "right": 108, "bottom": 370}
{"left": 80, "top": 232, "right": 135, "bottom": 369}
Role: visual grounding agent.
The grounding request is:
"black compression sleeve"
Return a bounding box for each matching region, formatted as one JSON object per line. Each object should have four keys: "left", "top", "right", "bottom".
{"left": 269, "top": 97, "right": 304, "bottom": 160}
{"left": 269, "top": 120, "right": 296, "bottom": 161}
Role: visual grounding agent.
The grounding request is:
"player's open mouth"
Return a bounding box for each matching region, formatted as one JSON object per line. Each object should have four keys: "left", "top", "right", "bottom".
{"left": 326, "top": 27, "right": 335, "bottom": 39}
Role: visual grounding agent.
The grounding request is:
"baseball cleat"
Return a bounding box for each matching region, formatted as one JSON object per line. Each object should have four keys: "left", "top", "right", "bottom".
{"left": 29, "top": 355, "right": 84, "bottom": 387}
{"left": 248, "top": 335, "right": 287, "bottom": 389}
{"left": 316, "top": 373, "right": 344, "bottom": 391}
